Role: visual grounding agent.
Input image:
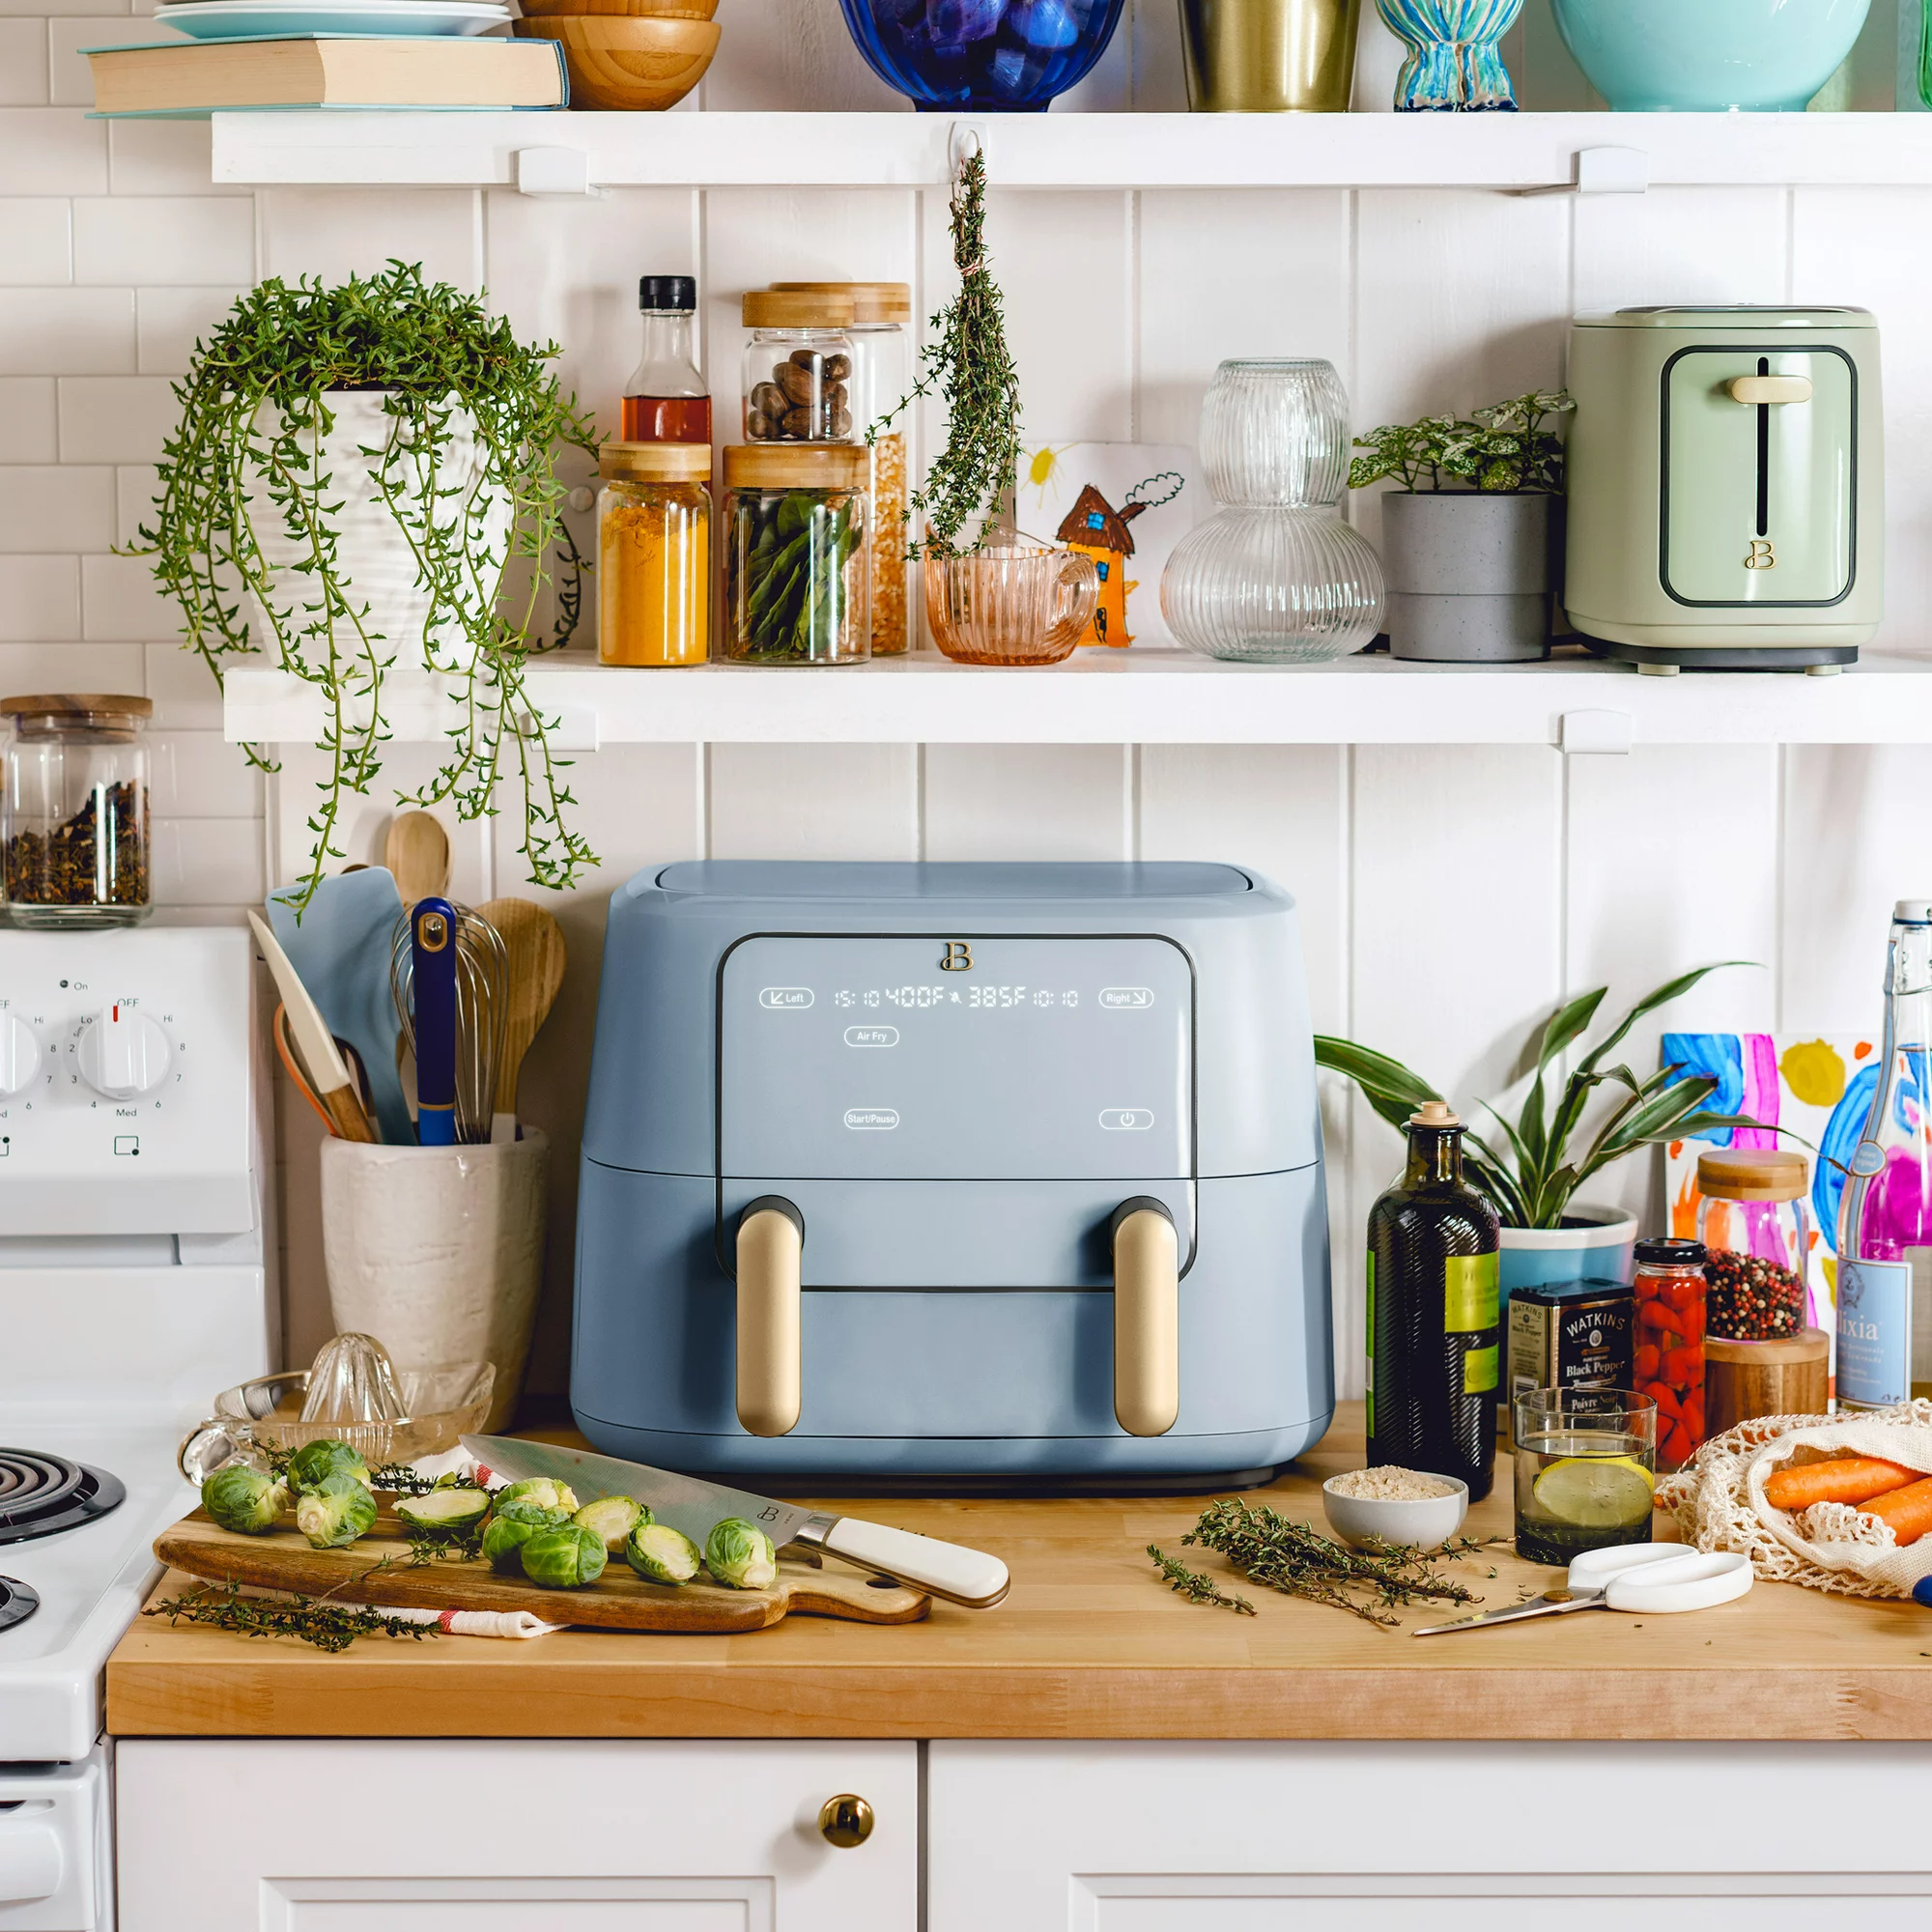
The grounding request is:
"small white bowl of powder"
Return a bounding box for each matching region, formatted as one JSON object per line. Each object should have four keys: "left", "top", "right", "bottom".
{"left": 1321, "top": 1466, "right": 1469, "bottom": 1551}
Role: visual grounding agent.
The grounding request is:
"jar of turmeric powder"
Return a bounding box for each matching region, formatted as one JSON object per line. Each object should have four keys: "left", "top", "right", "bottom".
{"left": 596, "top": 441, "right": 711, "bottom": 668}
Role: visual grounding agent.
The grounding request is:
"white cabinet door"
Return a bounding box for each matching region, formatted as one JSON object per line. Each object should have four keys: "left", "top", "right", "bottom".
{"left": 928, "top": 1740, "right": 1932, "bottom": 1932}
{"left": 118, "top": 1739, "right": 915, "bottom": 1932}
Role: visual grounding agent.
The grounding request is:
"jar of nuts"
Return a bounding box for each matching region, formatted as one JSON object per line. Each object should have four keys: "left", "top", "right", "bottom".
{"left": 741, "top": 290, "right": 858, "bottom": 445}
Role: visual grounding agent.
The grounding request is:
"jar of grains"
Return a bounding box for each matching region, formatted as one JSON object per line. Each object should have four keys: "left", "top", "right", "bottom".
{"left": 596, "top": 440, "right": 711, "bottom": 668}
{"left": 771, "top": 281, "right": 912, "bottom": 655}
{"left": 1633, "top": 1236, "right": 1707, "bottom": 1472}
{"left": 741, "top": 290, "right": 858, "bottom": 444}
{"left": 1695, "top": 1148, "right": 1814, "bottom": 1341}
{"left": 721, "top": 443, "right": 870, "bottom": 667}
{"left": 2, "top": 694, "right": 153, "bottom": 926}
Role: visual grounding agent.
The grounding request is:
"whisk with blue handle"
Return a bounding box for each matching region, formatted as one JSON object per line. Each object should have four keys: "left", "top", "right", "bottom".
{"left": 390, "top": 896, "right": 507, "bottom": 1147}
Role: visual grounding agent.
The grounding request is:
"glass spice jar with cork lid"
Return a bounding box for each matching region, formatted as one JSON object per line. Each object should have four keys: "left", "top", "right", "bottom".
{"left": 2, "top": 694, "right": 153, "bottom": 926}
{"left": 721, "top": 442, "right": 870, "bottom": 667}
{"left": 741, "top": 290, "right": 858, "bottom": 444}
{"left": 596, "top": 440, "right": 711, "bottom": 668}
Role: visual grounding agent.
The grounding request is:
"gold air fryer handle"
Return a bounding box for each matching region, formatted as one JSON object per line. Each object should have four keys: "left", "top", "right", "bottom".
{"left": 736, "top": 1197, "right": 803, "bottom": 1437}
{"left": 1111, "top": 1198, "right": 1179, "bottom": 1436}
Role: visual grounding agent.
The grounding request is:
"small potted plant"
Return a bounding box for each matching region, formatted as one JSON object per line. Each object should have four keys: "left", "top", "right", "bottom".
{"left": 1349, "top": 388, "right": 1571, "bottom": 663}
{"left": 1315, "top": 963, "right": 1768, "bottom": 1294}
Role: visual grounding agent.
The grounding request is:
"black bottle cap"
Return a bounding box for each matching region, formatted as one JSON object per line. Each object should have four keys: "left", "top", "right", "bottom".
{"left": 1634, "top": 1236, "right": 1706, "bottom": 1266}
{"left": 639, "top": 275, "right": 696, "bottom": 312}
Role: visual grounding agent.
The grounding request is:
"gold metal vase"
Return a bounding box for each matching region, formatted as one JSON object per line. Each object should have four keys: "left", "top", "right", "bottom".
{"left": 1179, "top": 0, "right": 1362, "bottom": 112}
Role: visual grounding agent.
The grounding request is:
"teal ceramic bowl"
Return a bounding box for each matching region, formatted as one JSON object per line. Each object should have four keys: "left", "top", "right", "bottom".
{"left": 1551, "top": 0, "right": 1870, "bottom": 110}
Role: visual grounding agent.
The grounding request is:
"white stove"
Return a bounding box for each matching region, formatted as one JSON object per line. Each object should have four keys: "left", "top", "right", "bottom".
{"left": 0, "top": 927, "right": 272, "bottom": 1930}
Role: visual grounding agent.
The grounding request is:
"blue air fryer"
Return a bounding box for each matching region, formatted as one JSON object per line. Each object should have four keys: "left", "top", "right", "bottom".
{"left": 573, "top": 862, "right": 1333, "bottom": 1486}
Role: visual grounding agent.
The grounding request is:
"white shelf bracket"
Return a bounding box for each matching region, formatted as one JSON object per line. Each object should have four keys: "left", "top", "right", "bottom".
{"left": 1560, "top": 707, "right": 1634, "bottom": 756}
{"left": 949, "top": 119, "right": 989, "bottom": 179}
{"left": 516, "top": 146, "right": 603, "bottom": 199}
{"left": 1516, "top": 144, "right": 1649, "bottom": 198}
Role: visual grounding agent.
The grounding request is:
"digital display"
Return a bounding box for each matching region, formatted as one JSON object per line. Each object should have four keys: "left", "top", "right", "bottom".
{"left": 832, "top": 985, "right": 1084, "bottom": 1010}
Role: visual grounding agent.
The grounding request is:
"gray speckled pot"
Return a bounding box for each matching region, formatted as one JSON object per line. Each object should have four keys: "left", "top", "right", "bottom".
{"left": 1380, "top": 491, "right": 1557, "bottom": 663}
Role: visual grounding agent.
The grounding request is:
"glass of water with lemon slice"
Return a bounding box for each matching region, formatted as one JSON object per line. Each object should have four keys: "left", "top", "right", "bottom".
{"left": 1513, "top": 1388, "right": 1659, "bottom": 1567}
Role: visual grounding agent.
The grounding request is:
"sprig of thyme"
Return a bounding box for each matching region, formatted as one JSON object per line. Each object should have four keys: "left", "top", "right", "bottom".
{"left": 869, "top": 149, "right": 1022, "bottom": 559}
{"left": 1148, "top": 1546, "right": 1256, "bottom": 1615}
{"left": 143, "top": 1580, "right": 442, "bottom": 1655}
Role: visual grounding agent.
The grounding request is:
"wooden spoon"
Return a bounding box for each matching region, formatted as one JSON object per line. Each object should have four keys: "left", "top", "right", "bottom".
{"left": 475, "top": 896, "right": 567, "bottom": 1118}
{"left": 384, "top": 810, "right": 450, "bottom": 908}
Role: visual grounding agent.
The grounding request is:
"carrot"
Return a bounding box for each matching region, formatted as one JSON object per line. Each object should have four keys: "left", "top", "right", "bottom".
{"left": 1863, "top": 1475, "right": 1932, "bottom": 1548}
{"left": 1763, "top": 1456, "right": 1918, "bottom": 1511}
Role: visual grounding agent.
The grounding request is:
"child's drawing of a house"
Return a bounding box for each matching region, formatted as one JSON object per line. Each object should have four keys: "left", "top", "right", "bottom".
{"left": 1054, "top": 483, "right": 1147, "bottom": 647}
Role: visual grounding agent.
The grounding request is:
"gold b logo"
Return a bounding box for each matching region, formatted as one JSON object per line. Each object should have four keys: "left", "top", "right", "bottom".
{"left": 939, "top": 942, "right": 974, "bottom": 972}
{"left": 1745, "top": 539, "right": 1776, "bottom": 570}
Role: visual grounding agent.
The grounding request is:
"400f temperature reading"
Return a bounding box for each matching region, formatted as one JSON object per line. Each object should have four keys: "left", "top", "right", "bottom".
{"left": 830, "top": 986, "right": 1081, "bottom": 1010}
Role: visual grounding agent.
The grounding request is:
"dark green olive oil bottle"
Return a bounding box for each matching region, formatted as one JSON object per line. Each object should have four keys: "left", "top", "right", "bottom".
{"left": 1366, "top": 1101, "right": 1501, "bottom": 1501}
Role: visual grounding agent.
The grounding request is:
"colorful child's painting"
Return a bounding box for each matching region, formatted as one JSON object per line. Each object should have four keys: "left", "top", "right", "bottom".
{"left": 1016, "top": 441, "right": 1193, "bottom": 648}
{"left": 1660, "top": 1033, "right": 1881, "bottom": 1346}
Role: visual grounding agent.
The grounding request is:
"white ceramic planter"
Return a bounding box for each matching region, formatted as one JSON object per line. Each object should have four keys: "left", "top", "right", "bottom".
{"left": 320, "top": 1130, "right": 549, "bottom": 1434}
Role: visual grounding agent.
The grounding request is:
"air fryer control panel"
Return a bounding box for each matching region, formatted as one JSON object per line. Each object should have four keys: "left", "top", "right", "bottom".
{"left": 720, "top": 934, "right": 1193, "bottom": 1181}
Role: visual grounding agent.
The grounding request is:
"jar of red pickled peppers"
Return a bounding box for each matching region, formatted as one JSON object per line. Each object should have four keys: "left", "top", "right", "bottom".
{"left": 1634, "top": 1237, "right": 1706, "bottom": 1471}
{"left": 1695, "top": 1148, "right": 1813, "bottom": 1340}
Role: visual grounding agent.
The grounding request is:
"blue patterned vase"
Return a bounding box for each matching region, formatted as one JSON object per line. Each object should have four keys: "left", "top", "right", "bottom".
{"left": 1376, "top": 0, "right": 1523, "bottom": 109}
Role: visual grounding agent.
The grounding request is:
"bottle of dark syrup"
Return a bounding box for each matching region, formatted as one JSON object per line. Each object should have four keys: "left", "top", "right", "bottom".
{"left": 621, "top": 274, "right": 711, "bottom": 444}
{"left": 1367, "top": 1100, "right": 1501, "bottom": 1500}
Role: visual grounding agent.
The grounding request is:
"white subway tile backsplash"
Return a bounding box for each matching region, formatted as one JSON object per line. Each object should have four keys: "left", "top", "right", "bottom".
{"left": 80, "top": 548, "right": 174, "bottom": 637}
{"left": 58, "top": 373, "right": 176, "bottom": 461}
{"left": 150, "top": 814, "right": 265, "bottom": 904}
{"left": 259, "top": 186, "right": 479, "bottom": 292}
{"left": 0, "top": 287, "right": 132, "bottom": 375}
{"left": 151, "top": 728, "right": 263, "bottom": 817}
{"left": 0, "top": 377, "right": 57, "bottom": 460}
{"left": 49, "top": 15, "right": 175, "bottom": 104}
{"left": 0, "top": 20, "right": 47, "bottom": 103}
{"left": 0, "top": 639, "right": 137, "bottom": 690}
{"left": 0, "top": 554, "right": 79, "bottom": 638}
{"left": 0, "top": 108, "right": 106, "bottom": 192}
{"left": 0, "top": 200, "right": 71, "bottom": 285}
{"left": 107, "top": 118, "right": 215, "bottom": 195}
{"left": 115, "top": 464, "right": 157, "bottom": 544}
{"left": 136, "top": 285, "right": 241, "bottom": 373}
{"left": 0, "top": 0, "right": 130, "bottom": 16}
{"left": 73, "top": 193, "right": 252, "bottom": 286}
{"left": 0, "top": 464, "right": 112, "bottom": 552}
{"left": 142, "top": 639, "right": 224, "bottom": 727}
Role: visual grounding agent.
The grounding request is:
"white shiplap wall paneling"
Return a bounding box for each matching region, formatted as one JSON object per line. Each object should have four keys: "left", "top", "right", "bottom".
{"left": 708, "top": 743, "right": 919, "bottom": 860}
{"left": 923, "top": 744, "right": 1130, "bottom": 862}
{"left": 1569, "top": 187, "right": 1790, "bottom": 314}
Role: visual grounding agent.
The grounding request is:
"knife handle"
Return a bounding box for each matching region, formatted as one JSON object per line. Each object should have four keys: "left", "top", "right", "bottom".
{"left": 819, "top": 1518, "right": 1009, "bottom": 1610}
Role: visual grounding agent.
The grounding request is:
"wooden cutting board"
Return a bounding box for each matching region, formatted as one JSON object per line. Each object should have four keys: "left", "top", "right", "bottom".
{"left": 156, "top": 1502, "right": 929, "bottom": 1633}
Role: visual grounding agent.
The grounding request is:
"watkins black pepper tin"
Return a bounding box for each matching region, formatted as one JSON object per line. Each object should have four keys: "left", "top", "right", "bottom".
{"left": 1504, "top": 1277, "right": 1636, "bottom": 1435}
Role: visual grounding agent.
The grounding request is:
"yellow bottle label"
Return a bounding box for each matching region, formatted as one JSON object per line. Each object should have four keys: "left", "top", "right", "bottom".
{"left": 1445, "top": 1251, "right": 1499, "bottom": 1334}
{"left": 1463, "top": 1344, "right": 1499, "bottom": 1396}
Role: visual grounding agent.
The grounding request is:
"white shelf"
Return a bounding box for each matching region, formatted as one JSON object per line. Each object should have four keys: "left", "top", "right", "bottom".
{"left": 210, "top": 109, "right": 1932, "bottom": 193}
{"left": 220, "top": 649, "right": 1932, "bottom": 750}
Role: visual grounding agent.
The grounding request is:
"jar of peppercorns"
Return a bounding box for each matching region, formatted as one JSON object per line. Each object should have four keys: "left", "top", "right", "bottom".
{"left": 1633, "top": 1236, "right": 1706, "bottom": 1472}
{"left": 1696, "top": 1149, "right": 1814, "bottom": 1341}
{"left": 2, "top": 694, "right": 153, "bottom": 927}
{"left": 741, "top": 290, "right": 858, "bottom": 444}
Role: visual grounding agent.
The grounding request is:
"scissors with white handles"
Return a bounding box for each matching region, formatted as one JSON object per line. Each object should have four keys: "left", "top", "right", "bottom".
{"left": 1411, "top": 1542, "right": 1753, "bottom": 1638}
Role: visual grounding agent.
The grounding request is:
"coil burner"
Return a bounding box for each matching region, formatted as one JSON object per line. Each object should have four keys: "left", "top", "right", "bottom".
{"left": 0, "top": 1450, "right": 125, "bottom": 1547}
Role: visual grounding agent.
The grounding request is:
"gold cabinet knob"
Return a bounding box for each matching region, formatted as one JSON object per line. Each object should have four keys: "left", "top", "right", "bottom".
{"left": 817, "top": 1794, "right": 874, "bottom": 1849}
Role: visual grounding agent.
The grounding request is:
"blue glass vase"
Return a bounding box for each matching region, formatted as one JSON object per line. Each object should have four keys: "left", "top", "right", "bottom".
{"left": 838, "top": 0, "right": 1127, "bottom": 111}
{"left": 1376, "top": 0, "right": 1523, "bottom": 109}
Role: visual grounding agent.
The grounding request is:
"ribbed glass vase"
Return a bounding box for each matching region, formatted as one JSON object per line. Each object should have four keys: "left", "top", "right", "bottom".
{"left": 1199, "top": 357, "right": 1352, "bottom": 508}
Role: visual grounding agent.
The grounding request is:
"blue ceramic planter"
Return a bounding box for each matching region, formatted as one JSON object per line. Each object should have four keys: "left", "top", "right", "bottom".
{"left": 1376, "top": 0, "right": 1523, "bottom": 110}
{"left": 1550, "top": 0, "right": 1870, "bottom": 110}
{"left": 1497, "top": 1208, "right": 1637, "bottom": 1299}
{"left": 838, "top": 0, "right": 1127, "bottom": 111}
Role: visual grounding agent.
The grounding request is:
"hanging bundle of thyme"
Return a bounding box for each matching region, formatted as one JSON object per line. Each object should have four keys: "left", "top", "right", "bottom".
{"left": 871, "top": 148, "right": 1023, "bottom": 559}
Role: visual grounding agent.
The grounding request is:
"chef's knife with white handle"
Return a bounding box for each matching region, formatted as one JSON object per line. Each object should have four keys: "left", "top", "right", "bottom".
{"left": 462, "top": 1435, "right": 1010, "bottom": 1609}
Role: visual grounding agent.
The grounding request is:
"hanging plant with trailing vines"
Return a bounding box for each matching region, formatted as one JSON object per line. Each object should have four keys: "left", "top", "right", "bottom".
{"left": 133, "top": 261, "right": 600, "bottom": 912}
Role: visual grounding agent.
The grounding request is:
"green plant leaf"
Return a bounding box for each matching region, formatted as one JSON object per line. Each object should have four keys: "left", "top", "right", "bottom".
{"left": 1577, "top": 962, "right": 1755, "bottom": 1077}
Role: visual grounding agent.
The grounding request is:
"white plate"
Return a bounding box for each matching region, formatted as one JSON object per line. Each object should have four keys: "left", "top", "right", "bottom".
{"left": 157, "top": 0, "right": 510, "bottom": 37}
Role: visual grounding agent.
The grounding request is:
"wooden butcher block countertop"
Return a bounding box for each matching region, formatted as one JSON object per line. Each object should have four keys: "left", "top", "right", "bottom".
{"left": 106, "top": 1404, "right": 1932, "bottom": 1742}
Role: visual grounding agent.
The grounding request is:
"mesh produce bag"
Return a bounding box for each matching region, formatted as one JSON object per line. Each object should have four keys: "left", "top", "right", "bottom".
{"left": 1656, "top": 1399, "right": 1932, "bottom": 1600}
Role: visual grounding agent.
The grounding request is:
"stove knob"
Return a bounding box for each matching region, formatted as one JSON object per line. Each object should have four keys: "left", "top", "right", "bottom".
{"left": 77, "top": 1007, "right": 171, "bottom": 1099}
{"left": 0, "top": 1013, "right": 40, "bottom": 1097}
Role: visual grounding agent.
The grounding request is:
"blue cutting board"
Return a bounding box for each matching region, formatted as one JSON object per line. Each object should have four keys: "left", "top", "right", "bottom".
{"left": 268, "top": 868, "right": 412, "bottom": 1146}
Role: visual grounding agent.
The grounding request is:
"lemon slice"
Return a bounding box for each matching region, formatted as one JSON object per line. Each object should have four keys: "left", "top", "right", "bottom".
{"left": 1533, "top": 1456, "right": 1655, "bottom": 1528}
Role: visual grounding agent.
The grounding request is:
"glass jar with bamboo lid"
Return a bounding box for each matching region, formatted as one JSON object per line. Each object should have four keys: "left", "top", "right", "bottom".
{"left": 596, "top": 440, "right": 711, "bottom": 668}
{"left": 722, "top": 442, "right": 870, "bottom": 667}
{"left": 741, "top": 290, "right": 858, "bottom": 445}
{"left": 770, "top": 281, "right": 912, "bottom": 655}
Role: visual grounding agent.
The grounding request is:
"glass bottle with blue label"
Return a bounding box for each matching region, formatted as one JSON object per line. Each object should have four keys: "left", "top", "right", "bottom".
{"left": 1367, "top": 1100, "right": 1500, "bottom": 1499}
{"left": 1837, "top": 898, "right": 1932, "bottom": 1410}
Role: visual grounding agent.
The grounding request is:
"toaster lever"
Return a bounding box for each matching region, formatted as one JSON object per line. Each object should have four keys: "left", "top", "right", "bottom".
{"left": 1728, "top": 374, "right": 1812, "bottom": 406}
{"left": 736, "top": 1197, "right": 804, "bottom": 1437}
{"left": 1111, "top": 1199, "right": 1179, "bottom": 1437}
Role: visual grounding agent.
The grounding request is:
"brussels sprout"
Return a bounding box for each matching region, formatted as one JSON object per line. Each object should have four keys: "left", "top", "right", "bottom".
{"left": 481, "top": 1501, "right": 570, "bottom": 1573}
{"left": 288, "top": 1438, "right": 372, "bottom": 1494}
{"left": 201, "top": 1464, "right": 288, "bottom": 1535}
{"left": 704, "top": 1518, "right": 778, "bottom": 1591}
{"left": 293, "top": 1472, "right": 379, "bottom": 1549}
{"left": 496, "top": 1477, "right": 579, "bottom": 1516}
{"left": 626, "top": 1520, "right": 702, "bottom": 1585}
{"left": 572, "top": 1494, "right": 645, "bottom": 1552}
{"left": 395, "top": 1487, "right": 490, "bottom": 1534}
{"left": 520, "top": 1521, "right": 608, "bottom": 1589}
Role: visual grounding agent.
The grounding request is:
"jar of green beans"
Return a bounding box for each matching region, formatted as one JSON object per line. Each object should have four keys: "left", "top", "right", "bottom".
{"left": 721, "top": 442, "right": 870, "bottom": 667}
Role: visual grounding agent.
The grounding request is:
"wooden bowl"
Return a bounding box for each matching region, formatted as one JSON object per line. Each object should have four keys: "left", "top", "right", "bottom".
{"left": 517, "top": 0, "right": 715, "bottom": 20}
{"left": 512, "top": 14, "right": 719, "bottom": 109}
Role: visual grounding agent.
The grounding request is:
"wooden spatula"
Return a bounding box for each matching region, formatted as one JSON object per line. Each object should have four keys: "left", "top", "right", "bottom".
{"left": 384, "top": 810, "right": 449, "bottom": 908}
{"left": 475, "top": 896, "right": 566, "bottom": 1121}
